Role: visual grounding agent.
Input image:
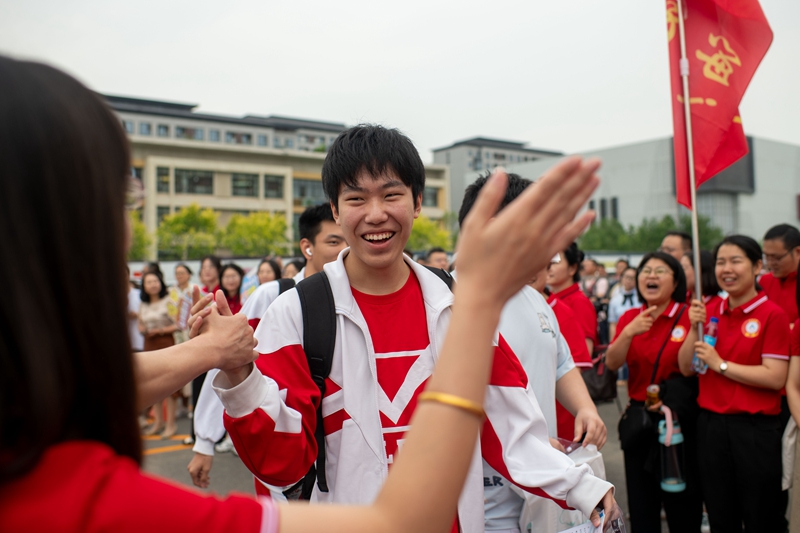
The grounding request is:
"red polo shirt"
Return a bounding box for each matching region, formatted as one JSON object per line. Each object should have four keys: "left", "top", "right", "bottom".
{"left": 698, "top": 293, "right": 790, "bottom": 415}
{"left": 612, "top": 301, "right": 689, "bottom": 402}
{"left": 551, "top": 283, "right": 598, "bottom": 346}
{"left": 760, "top": 271, "right": 798, "bottom": 323}
{"left": 792, "top": 319, "right": 800, "bottom": 356}
{"left": 548, "top": 297, "right": 592, "bottom": 368}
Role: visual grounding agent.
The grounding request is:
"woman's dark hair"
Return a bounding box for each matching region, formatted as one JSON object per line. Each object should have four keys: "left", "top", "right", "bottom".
{"left": 258, "top": 258, "right": 282, "bottom": 281}
{"left": 635, "top": 251, "right": 687, "bottom": 304}
{"left": 0, "top": 56, "right": 141, "bottom": 483}
{"left": 139, "top": 272, "right": 169, "bottom": 303}
{"left": 322, "top": 124, "right": 426, "bottom": 209}
{"left": 714, "top": 235, "right": 763, "bottom": 292}
{"left": 284, "top": 259, "right": 306, "bottom": 275}
{"left": 220, "top": 263, "right": 244, "bottom": 297}
{"left": 174, "top": 263, "right": 193, "bottom": 276}
{"left": 563, "top": 242, "right": 585, "bottom": 283}
{"left": 143, "top": 262, "right": 162, "bottom": 277}
{"left": 683, "top": 250, "right": 721, "bottom": 298}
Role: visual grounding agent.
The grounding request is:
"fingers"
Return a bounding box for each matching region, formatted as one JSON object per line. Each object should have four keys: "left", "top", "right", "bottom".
{"left": 191, "top": 292, "right": 213, "bottom": 316}
{"left": 589, "top": 508, "right": 600, "bottom": 528}
{"left": 188, "top": 308, "right": 212, "bottom": 339}
{"left": 642, "top": 305, "right": 659, "bottom": 317}
{"left": 215, "top": 290, "right": 233, "bottom": 316}
{"left": 192, "top": 285, "right": 202, "bottom": 306}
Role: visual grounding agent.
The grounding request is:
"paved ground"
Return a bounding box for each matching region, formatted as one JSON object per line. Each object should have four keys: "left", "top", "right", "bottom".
{"left": 143, "top": 385, "right": 638, "bottom": 528}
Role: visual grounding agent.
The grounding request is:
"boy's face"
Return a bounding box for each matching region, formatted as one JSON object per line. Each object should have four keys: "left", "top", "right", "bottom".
{"left": 333, "top": 168, "right": 421, "bottom": 273}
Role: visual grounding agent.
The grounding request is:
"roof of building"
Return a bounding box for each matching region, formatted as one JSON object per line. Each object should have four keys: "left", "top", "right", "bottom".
{"left": 432, "top": 136, "right": 562, "bottom": 155}
{"left": 103, "top": 95, "right": 346, "bottom": 133}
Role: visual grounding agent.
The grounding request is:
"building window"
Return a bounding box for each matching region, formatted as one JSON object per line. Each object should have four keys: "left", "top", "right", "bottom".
{"left": 225, "top": 131, "right": 252, "bottom": 145}
{"left": 209, "top": 129, "right": 220, "bottom": 142}
{"left": 293, "top": 179, "right": 326, "bottom": 206}
{"left": 122, "top": 120, "right": 134, "bottom": 134}
{"left": 600, "top": 198, "right": 608, "bottom": 220}
{"left": 139, "top": 122, "right": 152, "bottom": 136}
{"left": 232, "top": 173, "right": 259, "bottom": 197}
{"left": 175, "top": 169, "right": 213, "bottom": 194}
{"left": 175, "top": 126, "right": 204, "bottom": 141}
{"left": 156, "top": 206, "right": 171, "bottom": 224}
{"left": 588, "top": 200, "right": 596, "bottom": 224}
{"left": 611, "top": 197, "right": 619, "bottom": 220}
{"left": 257, "top": 134, "right": 268, "bottom": 146}
{"left": 285, "top": 138, "right": 294, "bottom": 148}
{"left": 157, "top": 124, "right": 170, "bottom": 137}
{"left": 422, "top": 187, "right": 439, "bottom": 207}
{"left": 131, "top": 167, "right": 143, "bottom": 181}
{"left": 273, "top": 137, "right": 281, "bottom": 148}
{"left": 264, "top": 175, "right": 284, "bottom": 199}
{"left": 156, "top": 167, "right": 170, "bottom": 193}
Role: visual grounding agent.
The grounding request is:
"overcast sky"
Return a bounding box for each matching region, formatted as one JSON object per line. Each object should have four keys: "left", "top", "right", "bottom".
{"left": 2, "top": 0, "right": 798, "bottom": 163}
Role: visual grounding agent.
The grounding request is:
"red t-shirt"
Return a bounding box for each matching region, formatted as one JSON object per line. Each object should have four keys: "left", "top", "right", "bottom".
{"left": 352, "top": 270, "right": 458, "bottom": 533}
{"left": 550, "top": 284, "right": 598, "bottom": 346}
{"left": 226, "top": 292, "right": 242, "bottom": 315}
{"left": 792, "top": 319, "right": 800, "bottom": 356}
{"left": 612, "top": 301, "right": 689, "bottom": 402}
{"left": 0, "top": 441, "right": 265, "bottom": 533}
{"left": 549, "top": 296, "right": 592, "bottom": 368}
{"left": 698, "top": 293, "right": 790, "bottom": 415}
{"left": 760, "top": 271, "right": 798, "bottom": 324}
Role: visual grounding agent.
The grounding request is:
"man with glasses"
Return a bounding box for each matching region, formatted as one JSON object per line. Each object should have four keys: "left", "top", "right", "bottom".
{"left": 761, "top": 224, "right": 800, "bottom": 324}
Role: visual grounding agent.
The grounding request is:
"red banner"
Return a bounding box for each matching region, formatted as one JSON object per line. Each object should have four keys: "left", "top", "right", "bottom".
{"left": 667, "top": 0, "right": 772, "bottom": 208}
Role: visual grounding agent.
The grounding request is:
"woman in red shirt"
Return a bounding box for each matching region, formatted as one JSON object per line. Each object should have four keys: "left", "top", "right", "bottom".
{"left": 548, "top": 242, "right": 598, "bottom": 357}
{"left": 0, "top": 56, "right": 615, "bottom": 533}
{"left": 220, "top": 263, "right": 245, "bottom": 315}
{"left": 200, "top": 255, "right": 222, "bottom": 295}
{"left": 679, "top": 235, "right": 790, "bottom": 532}
{"left": 605, "top": 252, "right": 702, "bottom": 533}
{"left": 786, "top": 262, "right": 800, "bottom": 425}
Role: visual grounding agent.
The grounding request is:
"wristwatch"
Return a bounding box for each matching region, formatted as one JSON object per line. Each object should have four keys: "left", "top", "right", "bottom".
{"left": 718, "top": 361, "right": 729, "bottom": 374}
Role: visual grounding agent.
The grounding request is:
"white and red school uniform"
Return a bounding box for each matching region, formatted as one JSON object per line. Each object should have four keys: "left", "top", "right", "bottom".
{"left": 192, "top": 269, "right": 305, "bottom": 458}
{"left": 212, "top": 250, "right": 612, "bottom": 533}
{"left": 0, "top": 441, "right": 274, "bottom": 533}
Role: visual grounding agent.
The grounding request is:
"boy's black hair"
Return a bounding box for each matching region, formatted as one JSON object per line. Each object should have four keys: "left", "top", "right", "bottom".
{"left": 664, "top": 231, "right": 693, "bottom": 251}
{"left": 426, "top": 247, "right": 446, "bottom": 260}
{"left": 764, "top": 224, "right": 800, "bottom": 251}
{"left": 140, "top": 272, "right": 169, "bottom": 303}
{"left": 322, "top": 124, "right": 425, "bottom": 209}
{"left": 298, "top": 203, "right": 335, "bottom": 244}
{"left": 635, "top": 252, "right": 687, "bottom": 304}
{"left": 458, "top": 172, "right": 533, "bottom": 227}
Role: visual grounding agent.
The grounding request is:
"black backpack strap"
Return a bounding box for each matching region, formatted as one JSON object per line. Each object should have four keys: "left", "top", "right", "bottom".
{"left": 277, "top": 278, "right": 296, "bottom": 295}
{"left": 422, "top": 265, "right": 454, "bottom": 292}
{"left": 295, "top": 271, "right": 336, "bottom": 496}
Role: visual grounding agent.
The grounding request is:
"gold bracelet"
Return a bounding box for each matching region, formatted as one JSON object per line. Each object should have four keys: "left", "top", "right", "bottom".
{"left": 417, "top": 391, "right": 485, "bottom": 419}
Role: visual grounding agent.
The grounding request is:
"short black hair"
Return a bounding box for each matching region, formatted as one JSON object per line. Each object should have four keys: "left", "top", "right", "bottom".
{"left": 683, "top": 250, "right": 721, "bottom": 298}
{"left": 298, "top": 203, "right": 335, "bottom": 243}
{"left": 322, "top": 124, "right": 425, "bottom": 209}
{"left": 764, "top": 224, "right": 800, "bottom": 251}
{"left": 140, "top": 272, "right": 169, "bottom": 303}
{"left": 564, "top": 242, "right": 585, "bottom": 283}
{"left": 635, "top": 251, "right": 687, "bottom": 304}
{"left": 174, "top": 263, "right": 192, "bottom": 276}
{"left": 665, "top": 231, "right": 692, "bottom": 251}
{"left": 458, "top": 172, "right": 533, "bottom": 227}
{"left": 219, "top": 263, "right": 244, "bottom": 297}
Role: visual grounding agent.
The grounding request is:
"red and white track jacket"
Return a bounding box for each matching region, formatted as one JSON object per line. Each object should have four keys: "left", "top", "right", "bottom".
{"left": 212, "top": 251, "right": 612, "bottom": 532}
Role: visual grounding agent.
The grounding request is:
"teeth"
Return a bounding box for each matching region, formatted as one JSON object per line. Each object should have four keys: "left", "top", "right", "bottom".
{"left": 364, "top": 232, "right": 393, "bottom": 241}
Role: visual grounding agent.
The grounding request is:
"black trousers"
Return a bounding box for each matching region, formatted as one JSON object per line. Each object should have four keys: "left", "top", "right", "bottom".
{"left": 188, "top": 371, "right": 207, "bottom": 440}
{"left": 697, "top": 409, "right": 787, "bottom": 533}
{"left": 623, "top": 409, "right": 703, "bottom": 533}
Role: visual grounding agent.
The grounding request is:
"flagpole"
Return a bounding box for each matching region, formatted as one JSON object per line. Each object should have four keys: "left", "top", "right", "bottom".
{"left": 676, "top": 0, "right": 704, "bottom": 339}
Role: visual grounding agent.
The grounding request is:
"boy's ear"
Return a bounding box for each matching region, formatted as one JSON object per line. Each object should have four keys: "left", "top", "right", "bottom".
{"left": 414, "top": 192, "right": 423, "bottom": 218}
{"left": 330, "top": 200, "right": 341, "bottom": 225}
{"left": 299, "top": 238, "right": 313, "bottom": 261}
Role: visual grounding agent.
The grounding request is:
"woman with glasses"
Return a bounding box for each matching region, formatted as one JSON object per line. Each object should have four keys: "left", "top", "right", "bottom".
{"left": 678, "top": 235, "right": 790, "bottom": 532}
{"left": 606, "top": 252, "right": 702, "bottom": 533}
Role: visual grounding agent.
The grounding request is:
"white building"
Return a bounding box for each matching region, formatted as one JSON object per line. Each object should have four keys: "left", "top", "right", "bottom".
{"left": 497, "top": 136, "right": 800, "bottom": 240}
{"left": 432, "top": 137, "right": 561, "bottom": 214}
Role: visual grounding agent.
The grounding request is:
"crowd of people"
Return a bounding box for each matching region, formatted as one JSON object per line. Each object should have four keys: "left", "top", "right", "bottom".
{"left": 3, "top": 54, "right": 800, "bottom": 533}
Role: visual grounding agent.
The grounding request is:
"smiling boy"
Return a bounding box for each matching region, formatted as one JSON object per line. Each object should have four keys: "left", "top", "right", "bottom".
{"left": 211, "top": 125, "right": 614, "bottom": 532}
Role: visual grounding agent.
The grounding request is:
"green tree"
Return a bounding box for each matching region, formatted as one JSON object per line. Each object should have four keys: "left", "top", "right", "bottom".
{"left": 221, "top": 211, "right": 288, "bottom": 257}
{"left": 628, "top": 215, "right": 679, "bottom": 252}
{"left": 408, "top": 216, "right": 452, "bottom": 252}
{"left": 678, "top": 214, "right": 725, "bottom": 251}
{"left": 157, "top": 204, "right": 219, "bottom": 260}
{"left": 579, "top": 213, "right": 726, "bottom": 253}
{"left": 127, "top": 210, "right": 152, "bottom": 261}
{"left": 578, "top": 219, "right": 629, "bottom": 251}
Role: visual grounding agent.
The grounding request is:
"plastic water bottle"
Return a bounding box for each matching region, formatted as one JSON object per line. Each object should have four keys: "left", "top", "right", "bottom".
{"left": 659, "top": 419, "right": 686, "bottom": 493}
{"left": 692, "top": 317, "right": 719, "bottom": 374}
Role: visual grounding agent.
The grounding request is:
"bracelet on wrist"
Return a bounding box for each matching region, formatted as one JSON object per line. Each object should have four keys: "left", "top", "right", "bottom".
{"left": 417, "top": 391, "right": 485, "bottom": 419}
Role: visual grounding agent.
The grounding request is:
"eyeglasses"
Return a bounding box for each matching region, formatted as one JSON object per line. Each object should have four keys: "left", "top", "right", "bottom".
{"left": 763, "top": 251, "right": 791, "bottom": 264}
{"left": 640, "top": 268, "right": 672, "bottom": 277}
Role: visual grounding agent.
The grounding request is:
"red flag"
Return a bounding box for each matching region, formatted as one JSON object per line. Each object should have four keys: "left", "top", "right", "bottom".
{"left": 666, "top": 0, "right": 772, "bottom": 208}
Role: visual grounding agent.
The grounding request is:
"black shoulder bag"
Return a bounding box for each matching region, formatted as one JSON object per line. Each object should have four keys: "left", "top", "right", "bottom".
{"left": 617, "top": 305, "right": 686, "bottom": 452}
